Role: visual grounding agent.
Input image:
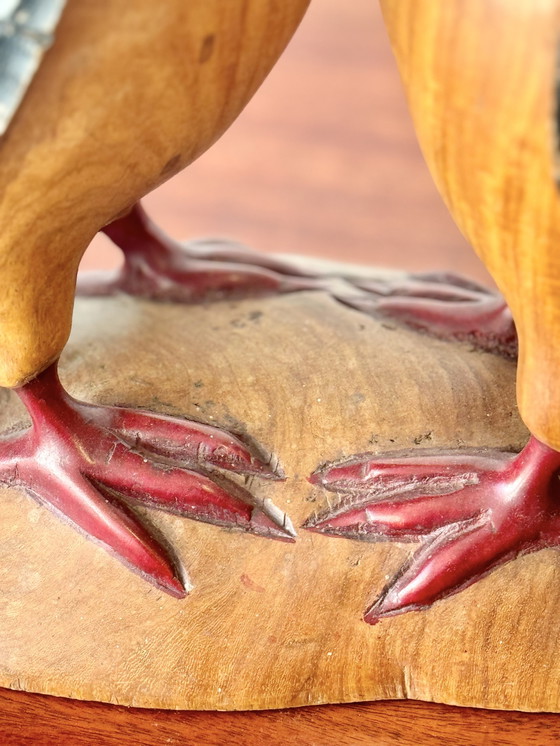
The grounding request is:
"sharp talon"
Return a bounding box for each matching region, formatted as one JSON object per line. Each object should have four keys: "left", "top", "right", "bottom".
{"left": 362, "top": 519, "right": 493, "bottom": 623}
{"left": 267, "top": 462, "right": 287, "bottom": 481}
{"left": 250, "top": 500, "right": 297, "bottom": 541}
{"left": 25, "top": 467, "right": 188, "bottom": 598}
{"left": 303, "top": 506, "right": 375, "bottom": 535}
{"left": 363, "top": 590, "right": 406, "bottom": 625}
{"left": 156, "top": 573, "right": 189, "bottom": 599}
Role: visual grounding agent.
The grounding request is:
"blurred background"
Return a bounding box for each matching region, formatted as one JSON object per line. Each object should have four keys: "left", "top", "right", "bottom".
{"left": 82, "top": 0, "right": 492, "bottom": 286}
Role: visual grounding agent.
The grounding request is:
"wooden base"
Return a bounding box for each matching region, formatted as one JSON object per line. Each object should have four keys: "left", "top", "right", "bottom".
{"left": 1, "top": 280, "right": 555, "bottom": 712}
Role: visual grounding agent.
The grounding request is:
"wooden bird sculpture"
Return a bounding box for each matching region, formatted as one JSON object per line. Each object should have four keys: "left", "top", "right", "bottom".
{"left": 308, "top": 0, "right": 560, "bottom": 623}
{"left": 1, "top": 0, "right": 560, "bottom": 625}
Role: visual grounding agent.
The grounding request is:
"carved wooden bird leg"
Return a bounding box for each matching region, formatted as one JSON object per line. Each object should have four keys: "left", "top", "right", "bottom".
{"left": 308, "top": 0, "right": 560, "bottom": 622}
{"left": 0, "top": 0, "right": 310, "bottom": 592}
{"left": 84, "top": 203, "right": 517, "bottom": 357}
{"left": 3, "top": 362, "right": 292, "bottom": 596}
{"left": 77, "top": 202, "right": 316, "bottom": 301}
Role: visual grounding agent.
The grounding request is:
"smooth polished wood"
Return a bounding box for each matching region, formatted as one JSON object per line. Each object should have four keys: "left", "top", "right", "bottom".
{"left": 380, "top": 0, "right": 560, "bottom": 449}
{"left": 84, "top": 0, "right": 478, "bottom": 280}
{"left": 0, "top": 0, "right": 309, "bottom": 388}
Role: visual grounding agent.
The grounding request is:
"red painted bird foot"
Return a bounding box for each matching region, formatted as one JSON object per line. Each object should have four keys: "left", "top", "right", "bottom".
{"left": 78, "top": 203, "right": 316, "bottom": 301}
{"left": 337, "top": 271, "right": 517, "bottom": 358}
{"left": 306, "top": 436, "right": 560, "bottom": 623}
{"left": 0, "top": 363, "right": 293, "bottom": 596}
{"left": 78, "top": 205, "right": 516, "bottom": 362}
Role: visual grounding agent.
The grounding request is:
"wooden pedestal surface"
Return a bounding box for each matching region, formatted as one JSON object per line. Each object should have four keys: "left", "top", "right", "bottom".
{"left": 0, "top": 287, "right": 554, "bottom": 712}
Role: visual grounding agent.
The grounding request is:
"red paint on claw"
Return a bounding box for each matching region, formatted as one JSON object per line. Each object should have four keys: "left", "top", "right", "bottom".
{"left": 78, "top": 203, "right": 315, "bottom": 301}
{"left": 306, "top": 438, "right": 560, "bottom": 623}
{"left": 337, "top": 271, "right": 517, "bottom": 358}
{"left": 0, "top": 362, "right": 293, "bottom": 596}
{"left": 81, "top": 204, "right": 517, "bottom": 365}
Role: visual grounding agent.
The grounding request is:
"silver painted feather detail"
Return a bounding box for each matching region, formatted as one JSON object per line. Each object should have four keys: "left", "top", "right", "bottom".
{"left": 0, "top": 0, "right": 66, "bottom": 135}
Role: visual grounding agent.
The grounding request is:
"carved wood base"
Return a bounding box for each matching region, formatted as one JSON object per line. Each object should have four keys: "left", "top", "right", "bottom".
{"left": 1, "top": 273, "right": 556, "bottom": 712}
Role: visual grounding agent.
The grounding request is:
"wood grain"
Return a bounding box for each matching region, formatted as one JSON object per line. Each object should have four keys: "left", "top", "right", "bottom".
{"left": 380, "top": 0, "right": 560, "bottom": 449}
{"left": 84, "top": 0, "right": 479, "bottom": 280}
{"left": 2, "top": 287, "right": 559, "bottom": 729}
{"left": 0, "top": 0, "right": 556, "bottom": 743}
{"left": 0, "top": 289, "right": 532, "bottom": 712}
{"left": 2, "top": 689, "right": 560, "bottom": 746}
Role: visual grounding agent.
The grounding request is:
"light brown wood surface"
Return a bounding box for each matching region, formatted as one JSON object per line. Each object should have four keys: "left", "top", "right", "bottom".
{"left": 0, "top": 288, "right": 535, "bottom": 712}
{"left": 1, "top": 0, "right": 556, "bottom": 742}
{"left": 380, "top": 0, "right": 560, "bottom": 449}
{"left": 0, "top": 0, "right": 309, "bottom": 389}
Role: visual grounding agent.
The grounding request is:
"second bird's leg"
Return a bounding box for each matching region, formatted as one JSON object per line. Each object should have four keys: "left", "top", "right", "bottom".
{"left": 79, "top": 203, "right": 516, "bottom": 359}
{"left": 78, "top": 203, "right": 316, "bottom": 301}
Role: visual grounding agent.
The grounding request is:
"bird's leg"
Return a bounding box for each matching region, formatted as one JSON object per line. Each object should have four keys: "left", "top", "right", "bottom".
{"left": 336, "top": 272, "right": 517, "bottom": 358}
{"left": 306, "top": 436, "right": 560, "bottom": 623}
{"left": 0, "top": 362, "right": 294, "bottom": 595}
{"left": 77, "top": 205, "right": 516, "bottom": 357}
{"left": 78, "top": 203, "right": 316, "bottom": 301}
{"left": 78, "top": 204, "right": 516, "bottom": 357}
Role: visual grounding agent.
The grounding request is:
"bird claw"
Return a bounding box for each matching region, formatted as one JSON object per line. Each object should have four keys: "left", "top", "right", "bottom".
{"left": 78, "top": 204, "right": 315, "bottom": 301}
{"left": 306, "top": 437, "right": 560, "bottom": 623}
{"left": 335, "top": 270, "right": 517, "bottom": 357}
{"left": 23, "top": 466, "right": 189, "bottom": 598}
{"left": 2, "top": 363, "right": 293, "bottom": 596}
{"left": 87, "top": 403, "right": 284, "bottom": 479}
{"left": 81, "top": 204, "right": 517, "bottom": 362}
{"left": 363, "top": 518, "right": 494, "bottom": 623}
